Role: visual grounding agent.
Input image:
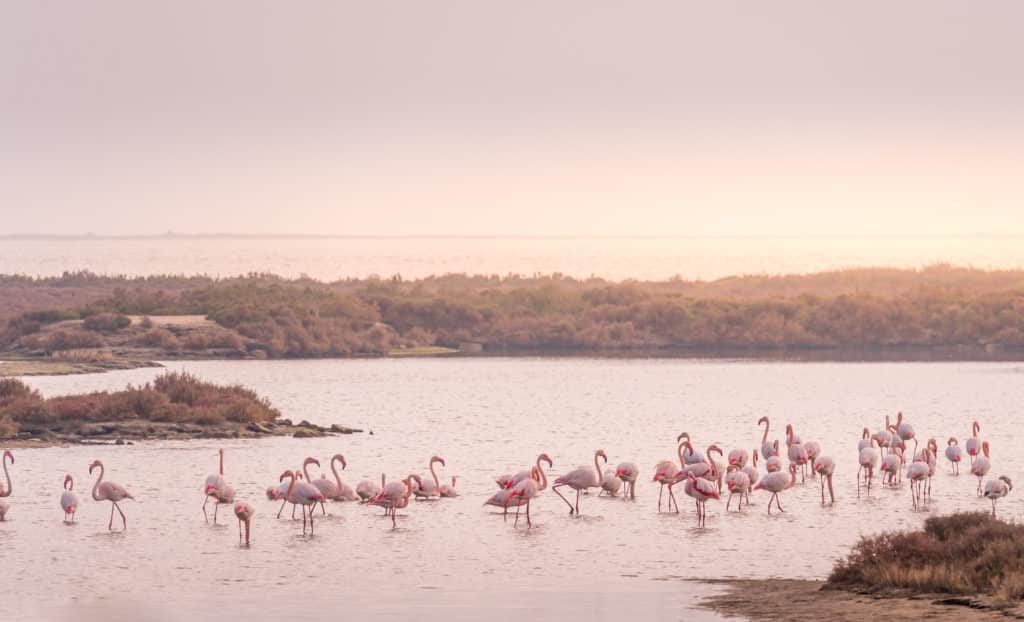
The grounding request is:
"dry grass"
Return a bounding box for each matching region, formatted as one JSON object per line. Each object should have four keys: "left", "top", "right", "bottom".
{"left": 829, "top": 513, "right": 1024, "bottom": 603}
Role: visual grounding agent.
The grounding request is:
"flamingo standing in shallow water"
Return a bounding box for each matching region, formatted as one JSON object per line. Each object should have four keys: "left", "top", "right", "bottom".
{"left": 945, "top": 437, "right": 962, "bottom": 475}
{"left": 371, "top": 474, "right": 420, "bottom": 528}
{"left": 652, "top": 442, "right": 685, "bottom": 512}
{"left": 599, "top": 466, "right": 622, "bottom": 497}
{"left": 282, "top": 469, "right": 325, "bottom": 534}
{"left": 814, "top": 455, "right": 835, "bottom": 505}
{"left": 754, "top": 463, "right": 796, "bottom": 514}
{"left": 203, "top": 449, "right": 235, "bottom": 524}
{"left": 683, "top": 472, "right": 720, "bottom": 527}
{"left": 61, "top": 474, "right": 80, "bottom": 523}
{"left": 765, "top": 441, "right": 783, "bottom": 473}
{"left": 0, "top": 450, "right": 12, "bottom": 521}
{"left": 858, "top": 437, "right": 879, "bottom": 497}
{"left": 758, "top": 417, "right": 777, "bottom": 460}
{"left": 615, "top": 462, "right": 639, "bottom": 500}
{"left": 724, "top": 465, "right": 750, "bottom": 511}
{"left": 552, "top": 449, "right": 606, "bottom": 516}
{"left": 906, "top": 449, "right": 930, "bottom": 509}
{"left": 506, "top": 467, "right": 543, "bottom": 527}
{"left": 880, "top": 446, "right": 904, "bottom": 487}
{"left": 785, "top": 425, "right": 808, "bottom": 482}
{"left": 966, "top": 421, "right": 982, "bottom": 465}
{"left": 413, "top": 456, "right": 446, "bottom": 499}
{"left": 234, "top": 502, "right": 255, "bottom": 545}
{"left": 740, "top": 450, "right": 760, "bottom": 505}
{"left": 439, "top": 476, "right": 458, "bottom": 498}
{"left": 89, "top": 460, "right": 133, "bottom": 530}
{"left": 301, "top": 457, "right": 331, "bottom": 514}
{"left": 971, "top": 441, "right": 991, "bottom": 495}
{"left": 356, "top": 474, "right": 384, "bottom": 502}
{"left": 983, "top": 476, "right": 1013, "bottom": 517}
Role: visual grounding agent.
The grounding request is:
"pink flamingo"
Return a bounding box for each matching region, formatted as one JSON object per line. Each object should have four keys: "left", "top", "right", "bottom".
{"left": 506, "top": 467, "right": 543, "bottom": 527}
{"left": 61, "top": 474, "right": 80, "bottom": 523}
{"left": 754, "top": 463, "right": 796, "bottom": 515}
{"left": 0, "top": 450, "right": 12, "bottom": 521}
{"left": 509, "top": 453, "right": 554, "bottom": 489}
{"left": 281, "top": 469, "right": 325, "bottom": 535}
{"left": 983, "top": 476, "right": 1012, "bottom": 517}
{"left": 439, "top": 476, "right": 459, "bottom": 498}
{"left": 677, "top": 432, "right": 704, "bottom": 465}
{"left": 413, "top": 456, "right": 446, "bottom": 499}
{"left": 614, "top": 462, "right": 640, "bottom": 500}
{"left": 895, "top": 411, "right": 915, "bottom": 443}
{"left": 971, "top": 441, "right": 991, "bottom": 495}
{"left": 487, "top": 456, "right": 551, "bottom": 519}
{"left": 765, "top": 441, "right": 783, "bottom": 472}
{"left": 310, "top": 454, "right": 359, "bottom": 504}
{"left": 740, "top": 450, "right": 760, "bottom": 505}
{"left": 302, "top": 457, "right": 331, "bottom": 515}
{"left": 234, "top": 502, "right": 255, "bottom": 545}
{"left": 728, "top": 448, "right": 749, "bottom": 468}
{"left": 652, "top": 441, "right": 685, "bottom": 512}
{"left": 880, "top": 446, "right": 904, "bottom": 487}
{"left": 89, "top": 460, "right": 133, "bottom": 530}
{"left": 371, "top": 474, "right": 421, "bottom": 528}
{"left": 906, "top": 449, "right": 930, "bottom": 509}
{"left": 599, "top": 464, "right": 623, "bottom": 497}
{"left": 814, "top": 455, "right": 835, "bottom": 504}
{"left": 757, "top": 417, "right": 777, "bottom": 460}
{"left": 683, "top": 472, "right": 720, "bottom": 527}
{"left": 203, "top": 449, "right": 235, "bottom": 524}
{"left": 552, "top": 449, "right": 607, "bottom": 515}
{"left": 945, "top": 437, "right": 962, "bottom": 475}
{"left": 356, "top": 474, "right": 384, "bottom": 502}
{"left": 786, "top": 425, "right": 808, "bottom": 482}
{"left": 858, "top": 436, "right": 879, "bottom": 497}
{"left": 966, "top": 421, "right": 982, "bottom": 465}
{"left": 724, "top": 465, "right": 750, "bottom": 511}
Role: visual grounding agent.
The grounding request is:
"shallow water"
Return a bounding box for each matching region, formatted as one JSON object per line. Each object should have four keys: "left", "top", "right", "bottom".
{"left": 2, "top": 235, "right": 1022, "bottom": 280}
{"left": 4, "top": 358, "right": 1024, "bottom": 621}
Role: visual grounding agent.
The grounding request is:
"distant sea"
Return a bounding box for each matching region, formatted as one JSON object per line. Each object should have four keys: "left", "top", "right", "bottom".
{"left": 1, "top": 235, "right": 1021, "bottom": 281}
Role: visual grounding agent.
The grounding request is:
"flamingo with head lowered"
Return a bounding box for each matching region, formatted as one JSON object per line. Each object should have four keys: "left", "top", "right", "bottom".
{"left": 983, "top": 476, "right": 1013, "bottom": 517}
{"left": 61, "top": 474, "right": 80, "bottom": 523}
{"left": 413, "top": 456, "right": 446, "bottom": 499}
{"left": 89, "top": 460, "right": 133, "bottom": 530}
{"left": 552, "top": 449, "right": 607, "bottom": 516}
{"left": 487, "top": 455, "right": 551, "bottom": 519}
{"left": 356, "top": 474, "right": 384, "bottom": 503}
{"left": 506, "top": 467, "right": 544, "bottom": 528}
{"left": 234, "top": 502, "right": 255, "bottom": 545}
{"left": 614, "top": 462, "right": 639, "bottom": 500}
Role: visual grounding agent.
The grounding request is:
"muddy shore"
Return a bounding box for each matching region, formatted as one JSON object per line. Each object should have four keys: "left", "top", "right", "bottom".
{"left": 699, "top": 579, "right": 1021, "bottom": 621}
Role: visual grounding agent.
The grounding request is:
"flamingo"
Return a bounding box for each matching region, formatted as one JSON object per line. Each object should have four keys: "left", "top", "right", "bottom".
{"left": 971, "top": 441, "right": 991, "bottom": 496}
{"left": 880, "top": 446, "right": 904, "bottom": 486}
{"left": 858, "top": 437, "right": 879, "bottom": 497}
{"left": 234, "top": 502, "right": 255, "bottom": 545}
{"left": 966, "top": 421, "right": 982, "bottom": 465}
{"left": 488, "top": 455, "right": 551, "bottom": 519}
{"left": 803, "top": 440, "right": 821, "bottom": 473}
{"left": 895, "top": 411, "right": 915, "bottom": 443}
{"left": 683, "top": 472, "right": 720, "bottom": 527}
{"left": 677, "top": 443, "right": 723, "bottom": 495}
{"left": 652, "top": 442, "right": 685, "bottom": 512}
{"left": 983, "top": 476, "right": 1013, "bottom": 517}
{"left": 724, "top": 465, "right": 750, "bottom": 511}
{"left": 356, "top": 474, "right": 384, "bottom": 502}
{"left": 727, "top": 448, "right": 749, "bottom": 469}
{"left": 0, "top": 450, "right": 12, "bottom": 521}
{"left": 874, "top": 415, "right": 893, "bottom": 456}
{"left": 439, "top": 476, "right": 459, "bottom": 498}
{"left": 61, "top": 474, "right": 80, "bottom": 523}
{"left": 509, "top": 453, "right": 554, "bottom": 489}
{"left": 203, "top": 449, "right": 235, "bottom": 524}
{"left": 758, "top": 417, "right": 777, "bottom": 459}
{"left": 754, "top": 463, "right": 796, "bottom": 515}
{"left": 814, "top": 455, "right": 835, "bottom": 505}
{"left": 765, "top": 441, "right": 783, "bottom": 473}
{"left": 89, "top": 460, "right": 133, "bottom": 530}
{"left": 301, "top": 457, "right": 331, "bottom": 514}
{"left": 599, "top": 466, "right": 622, "bottom": 497}
{"left": 328, "top": 454, "right": 359, "bottom": 501}
{"left": 741, "top": 450, "right": 760, "bottom": 505}
{"left": 273, "top": 472, "right": 306, "bottom": 519}
{"left": 857, "top": 428, "right": 872, "bottom": 453}
{"left": 906, "top": 449, "right": 930, "bottom": 509}
{"left": 371, "top": 474, "right": 420, "bottom": 528}
{"left": 614, "top": 462, "right": 640, "bottom": 500}
{"left": 552, "top": 449, "right": 607, "bottom": 516}
{"left": 945, "top": 437, "right": 962, "bottom": 475}
{"left": 282, "top": 469, "right": 325, "bottom": 535}
{"left": 677, "top": 432, "right": 704, "bottom": 465}
{"left": 924, "top": 438, "right": 938, "bottom": 498}
{"left": 413, "top": 456, "right": 446, "bottom": 499}
{"left": 785, "top": 425, "right": 808, "bottom": 482}
{"left": 506, "top": 467, "right": 543, "bottom": 527}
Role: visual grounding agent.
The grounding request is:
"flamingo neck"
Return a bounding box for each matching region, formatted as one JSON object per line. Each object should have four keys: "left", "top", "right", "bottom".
{"left": 283, "top": 473, "right": 297, "bottom": 499}
{"left": 303, "top": 461, "right": 315, "bottom": 482}
{"left": 65, "top": 476, "right": 73, "bottom": 491}
{"left": 761, "top": 419, "right": 769, "bottom": 444}
{"left": 676, "top": 442, "right": 686, "bottom": 469}
{"left": 331, "top": 457, "right": 342, "bottom": 488}
{"left": 381, "top": 473, "right": 386, "bottom": 488}
{"left": 0, "top": 454, "right": 11, "bottom": 497}
{"left": 594, "top": 453, "right": 604, "bottom": 485}
{"left": 219, "top": 450, "right": 224, "bottom": 476}
{"left": 90, "top": 464, "right": 104, "bottom": 501}
{"left": 536, "top": 458, "right": 549, "bottom": 490}
{"left": 429, "top": 459, "right": 440, "bottom": 489}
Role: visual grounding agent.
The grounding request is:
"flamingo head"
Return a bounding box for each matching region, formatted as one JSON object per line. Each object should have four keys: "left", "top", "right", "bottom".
{"left": 948, "top": 437, "right": 957, "bottom": 446}
{"left": 676, "top": 431, "right": 690, "bottom": 443}
{"left": 431, "top": 455, "right": 446, "bottom": 467}
{"left": 333, "top": 454, "right": 347, "bottom": 470}
{"left": 983, "top": 441, "right": 990, "bottom": 457}
{"left": 88, "top": 459, "right": 100, "bottom": 473}
{"left": 708, "top": 444, "right": 723, "bottom": 458}
{"left": 2, "top": 450, "right": 12, "bottom": 464}
{"left": 1000, "top": 476, "right": 1013, "bottom": 491}
{"left": 861, "top": 427, "right": 869, "bottom": 439}
{"left": 279, "top": 469, "right": 295, "bottom": 482}
{"left": 897, "top": 411, "right": 903, "bottom": 424}
{"left": 973, "top": 421, "right": 980, "bottom": 436}
{"left": 596, "top": 449, "right": 608, "bottom": 463}
{"left": 303, "top": 457, "right": 320, "bottom": 469}
{"left": 265, "top": 487, "right": 279, "bottom": 500}
{"left": 757, "top": 416, "right": 768, "bottom": 427}
{"left": 63, "top": 474, "right": 73, "bottom": 491}
{"left": 538, "top": 453, "right": 553, "bottom": 468}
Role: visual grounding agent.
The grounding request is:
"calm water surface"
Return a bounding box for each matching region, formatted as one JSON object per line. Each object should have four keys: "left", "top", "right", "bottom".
{"left": 2, "top": 236, "right": 1022, "bottom": 280}
{"left": 4, "top": 358, "right": 1024, "bottom": 621}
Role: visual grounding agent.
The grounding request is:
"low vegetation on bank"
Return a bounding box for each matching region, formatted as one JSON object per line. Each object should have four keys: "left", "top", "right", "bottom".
{"left": 1, "top": 265, "right": 1024, "bottom": 359}
{"left": 0, "top": 372, "right": 356, "bottom": 443}
{"left": 829, "top": 512, "right": 1024, "bottom": 602}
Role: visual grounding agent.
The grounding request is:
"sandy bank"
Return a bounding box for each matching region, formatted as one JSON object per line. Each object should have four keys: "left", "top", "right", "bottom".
{"left": 699, "top": 579, "right": 1020, "bottom": 621}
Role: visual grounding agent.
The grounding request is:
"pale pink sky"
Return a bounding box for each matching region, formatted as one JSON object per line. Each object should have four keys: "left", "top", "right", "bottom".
{"left": 2, "top": 1, "right": 1022, "bottom": 236}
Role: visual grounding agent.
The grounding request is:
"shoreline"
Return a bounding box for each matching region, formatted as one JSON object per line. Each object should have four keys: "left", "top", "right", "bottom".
{"left": 698, "top": 579, "right": 1017, "bottom": 622}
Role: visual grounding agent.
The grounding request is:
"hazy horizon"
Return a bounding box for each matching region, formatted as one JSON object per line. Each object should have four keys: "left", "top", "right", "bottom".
{"left": 4, "top": 2, "right": 1024, "bottom": 241}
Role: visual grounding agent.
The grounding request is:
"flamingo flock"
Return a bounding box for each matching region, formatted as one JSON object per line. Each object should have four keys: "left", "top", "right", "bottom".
{"left": 0, "top": 411, "right": 1013, "bottom": 541}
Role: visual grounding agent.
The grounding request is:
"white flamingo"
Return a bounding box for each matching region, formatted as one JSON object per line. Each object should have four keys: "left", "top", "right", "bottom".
{"left": 754, "top": 463, "right": 796, "bottom": 515}
{"left": 61, "top": 474, "right": 80, "bottom": 523}
{"left": 983, "top": 476, "right": 1013, "bottom": 517}
{"left": 945, "top": 437, "right": 962, "bottom": 475}
{"left": 814, "top": 455, "right": 835, "bottom": 505}
{"left": 858, "top": 437, "right": 879, "bottom": 497}
{"left": 203, "top": 449, "right": 234, "bottom": 524}
{"left": 506, "top": 467, "right": 543, "bottom": 527}
{"left": 652, "top": 442, "right": 685, "bottom": 512}
{"left": 413, "top": 456, "right": 446, "bottom": 499}
{"left": 89, "top": 460, "right": 133, "bottom": 531}
{"left": 234, "top": 502, "right": 255, "bottom": 546}
{"left": 971, "top": 441, "right": 991, "bottom": 496}
{"left": 439, "top": 476, "right": 459, "bottom": 498}
{"left": 906, "top": 449, "right": 930, "bottom": 509}
{"left": 741, "top": 450, "right": 760, "bottom": 505}
{"left": 614, "top": 462, "right": 640, "bottom": 500}
{"left": 683, "top": 472, "right": 720, "bottom": 527}
{"left": 966, "top": 421, "right": 982, "bottom": 465}
{"left": 552, "top": 449, "right": 607, "bottom": 516}
{"left": 724, "top": 465, "right": 750, "bottom": 511}
{"left": 0, "top": 450, "right": 12, "bottom": 521}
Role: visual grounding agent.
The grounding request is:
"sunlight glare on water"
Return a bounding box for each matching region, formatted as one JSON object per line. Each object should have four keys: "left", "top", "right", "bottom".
{"left": 4, "top": 358, "right": 1024, "bottom": 621}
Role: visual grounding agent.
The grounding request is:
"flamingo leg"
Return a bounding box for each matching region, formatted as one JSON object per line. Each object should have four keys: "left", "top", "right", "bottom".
{"left": 526, "top": 499, "right": 532, "bottom": 528}
{"left": 575, "top": 489, "right": 581, "bottom": 515}
{"left": 238, "top": 518, "right": 242, "bottom": 543}
{"left": 827, "top": 475, "right": 834, "bottom": 504}
{"left": 726, "top": 492, "right": 732, "bottom": 511}
{"left": 213, "top": 501, "right": 220, "bottom": 524}
{"left": 657, "top": 483, "right": 663, "bottom": 511}
{"left": 203, "top": 495, "right": 210, "bottom": 522}
{"left": 775, "top": 494, "right": 784, "bottom": 513}
{"left": 309, "top": 507, "right": 315, "bottom": 535}
{"left": 513, "top": 501, "right": 521, "bottom": 527}
{"left": 115, "top": 502, "right": 126, "bottom": 529}
{"left": 108, "top": 502, "right": 115, "bottom": 530}
{"left": 244, "top": 519, "right": 251, "bottom": 545}
{"left": 552, "top": 484, "right": 575, "bottom": 515}
{"left": 276, "top": 499, "right": 287, "bottom": 519}
{"left": 857, "top": 467, "right": 862, "bottom": 498}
